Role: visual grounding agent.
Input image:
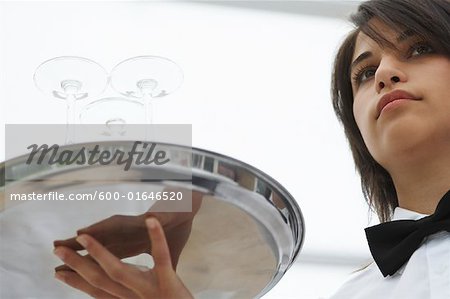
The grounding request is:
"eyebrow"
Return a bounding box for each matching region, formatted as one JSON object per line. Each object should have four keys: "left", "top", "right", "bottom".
{"left": 350, "top": 29, "right": 416, "bottom": 74}
{"left": 350, "top": 52, "right": 372, "bottom": 74}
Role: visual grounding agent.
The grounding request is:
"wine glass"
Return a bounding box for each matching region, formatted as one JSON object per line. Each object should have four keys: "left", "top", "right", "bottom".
{"left": 79, "top": 97, "right": 146, "bottom": 141}
{"left": 33, "top": 56, "right": 108, "bottom": 143}
{"left": 109, "top": 56, "right": 184, "bottom": 126}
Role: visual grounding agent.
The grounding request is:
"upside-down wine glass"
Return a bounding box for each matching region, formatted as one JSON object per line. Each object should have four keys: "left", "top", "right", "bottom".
{"left": 79, "top": 97, "right": 146, "bottom": 140}
{"left": 33, "top": 56, "right": 108, "bottom": 144}
{"left": 109, "top": 56, "right": 183, "bottom": 139}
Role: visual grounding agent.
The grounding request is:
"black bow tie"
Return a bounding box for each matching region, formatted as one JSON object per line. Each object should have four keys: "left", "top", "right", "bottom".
{"left": 365, "top": 190, "right": 450, "bottom": 277}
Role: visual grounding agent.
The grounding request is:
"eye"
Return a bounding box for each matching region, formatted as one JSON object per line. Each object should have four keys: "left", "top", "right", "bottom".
{"left": 409, "top": 42, "right": 434, "bottom": 57}
{"left": 352, "top": 66, "right": 377, "bottom": 85}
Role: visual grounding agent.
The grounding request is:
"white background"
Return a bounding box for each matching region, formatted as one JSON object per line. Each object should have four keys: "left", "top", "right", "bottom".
{"left": 0, "top": 1, "right": 378, "bottom": 298}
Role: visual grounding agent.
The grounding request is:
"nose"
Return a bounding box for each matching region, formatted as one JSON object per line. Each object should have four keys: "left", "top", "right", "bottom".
{"left": 375, "top": 56, "right": 407, "bottom": 93}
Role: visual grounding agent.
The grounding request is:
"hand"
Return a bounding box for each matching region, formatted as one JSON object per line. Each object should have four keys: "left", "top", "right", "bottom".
{"left": 54, "top": 189, "right": 204, "bottom": 270}
{"left": 55, "top": 214, "right": 151, "bottom": 264}
{"left": 53, "top": 217, "right": 194, "bottom": 299}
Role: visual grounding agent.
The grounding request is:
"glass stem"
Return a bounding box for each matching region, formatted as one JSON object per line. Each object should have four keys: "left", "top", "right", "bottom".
{"left": 143, "top": 94, "right": 153, "bottom": 141}
{"left": 65, "top": 94, "right": 77, "bottom": 144}
{"left": 144, "top": 96, "right": 153, "bottom": 125}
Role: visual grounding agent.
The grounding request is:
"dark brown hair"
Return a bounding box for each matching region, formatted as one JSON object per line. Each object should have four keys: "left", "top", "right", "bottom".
{"left": 331, "top": 0, "right": 450, "bottom": 222}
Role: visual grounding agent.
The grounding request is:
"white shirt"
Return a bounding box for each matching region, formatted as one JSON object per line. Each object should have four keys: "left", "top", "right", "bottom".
{"left": 329, "top": 207, "right": 450, "bottom": 299}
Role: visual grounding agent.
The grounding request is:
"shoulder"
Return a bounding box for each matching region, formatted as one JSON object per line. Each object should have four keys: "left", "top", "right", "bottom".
{"left": 328, "top": 262, "right": 388, "bottom": 299}
{"left": 328, "top": 233, "right": 450, "bottom": 299}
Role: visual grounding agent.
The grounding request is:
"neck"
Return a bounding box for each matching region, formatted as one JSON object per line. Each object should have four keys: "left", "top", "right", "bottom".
{"left": 389, "top": 151, "right": 450, "bottom": 215}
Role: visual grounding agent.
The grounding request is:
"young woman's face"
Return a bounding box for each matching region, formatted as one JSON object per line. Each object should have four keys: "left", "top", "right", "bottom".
{"left": 350, "top": 19, "right": 450, "bottom": 170}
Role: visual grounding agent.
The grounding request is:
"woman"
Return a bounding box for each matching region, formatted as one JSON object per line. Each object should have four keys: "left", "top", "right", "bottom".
{"left": 329, "top": 0, "right": 450, "bottom": 297}
{"left": 53, "top": 0, "right": 450, "bottom": 298}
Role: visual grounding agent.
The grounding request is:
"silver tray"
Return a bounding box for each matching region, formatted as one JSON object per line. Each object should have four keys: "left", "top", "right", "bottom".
{"left": 0, "top": 141, "right": 304, "bottom": 299}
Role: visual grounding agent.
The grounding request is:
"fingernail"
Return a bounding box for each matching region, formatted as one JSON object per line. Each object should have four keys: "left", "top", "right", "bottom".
{"left": 76, "top": 236, "right": 88, "bottom": 247}
{"left": 146, "top": 218, "right": 156, "bottom": 229}
{"left": 53, "top": 248, "right": 65, "bottom": 260}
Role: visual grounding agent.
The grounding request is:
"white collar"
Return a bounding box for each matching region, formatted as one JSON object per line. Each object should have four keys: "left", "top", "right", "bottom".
{"left": 392, "top": 206, "right": 429, "bottom": 221}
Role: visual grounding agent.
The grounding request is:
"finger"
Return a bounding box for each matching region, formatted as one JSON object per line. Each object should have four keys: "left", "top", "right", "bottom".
{"left": 146, "top": 217, "right": 174, "bottom": 275}
{"left": 54, "top": 221, "right": 102, "bottom": 250}
{"left": 54, "top": 270, "right": 120, "bottom": 299}
{"left": 75, "top": 235, "right": 148, "bottom": 294}
{"left": 77, "top": 223, "right": 103, "bottom": 236}
{"left": 55, "top": 264, "right": 74, "bottom": 272}
{"left": 55, "top": 255, "right": 97, "bottom": 272}
{"left": 76, "top": 215, "right": 127, "bottom": 235}
{"left": 54, "top": 246, "right": 134, "bottom": 298}
{"left": 54, "top": 237, "right": 84, "bottom": 251}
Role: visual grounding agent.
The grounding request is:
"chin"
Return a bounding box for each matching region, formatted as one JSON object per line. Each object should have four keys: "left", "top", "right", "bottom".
{"left": 373, "top": 116, "right": 432, "bottom": 164}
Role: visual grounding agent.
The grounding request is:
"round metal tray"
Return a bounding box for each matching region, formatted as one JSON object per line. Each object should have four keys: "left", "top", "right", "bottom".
{"left": 0, "top": 141, "right": 304, "bottom": 299}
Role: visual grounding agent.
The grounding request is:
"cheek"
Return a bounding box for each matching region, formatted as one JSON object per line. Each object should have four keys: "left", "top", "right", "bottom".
{"left": 352, "top": 95, "right": 369, "bottom": 138}
{"left": 426, "top": 62, "right": 450, "bottom": 102}
{"left": 415, "top": 59, "right": 450, "bottom": 127}
{"left": 353, "top": 94, "right": 378, "bottom": 154}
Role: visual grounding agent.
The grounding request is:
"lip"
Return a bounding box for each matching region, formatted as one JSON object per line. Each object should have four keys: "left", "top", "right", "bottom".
{"left": 376, "top": 89, "right": 420, "bottom": 118}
